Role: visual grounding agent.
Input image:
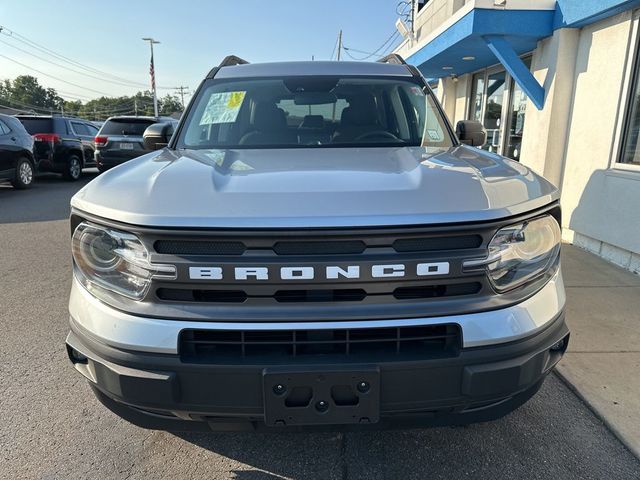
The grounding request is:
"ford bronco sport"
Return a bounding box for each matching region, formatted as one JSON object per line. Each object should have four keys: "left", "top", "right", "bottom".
{"left": 66, "top": 55, "right": 568, "bottom": 431}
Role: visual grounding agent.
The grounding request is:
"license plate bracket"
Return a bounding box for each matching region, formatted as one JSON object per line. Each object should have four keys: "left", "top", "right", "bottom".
{"left": 263, "top": 367, "right": 380, "bottom": 427}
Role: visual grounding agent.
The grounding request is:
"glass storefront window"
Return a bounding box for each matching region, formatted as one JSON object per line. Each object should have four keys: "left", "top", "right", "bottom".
{"left": 467, "top": 58, "right": 531, "bottom": 161}
{"left": 470, "top": 73, "right": 484, "bottom": 122}
{"left": 620, "top": 49, "right": 640, "bottom": 165}
{"left": 505, "top": 83, "right": 527, "bottom": 160}
{"left": 482, "top": 71, "right": 506, "bottom": 153}
{"left": 505, "top": 58, "right": 531, "bottom": 161}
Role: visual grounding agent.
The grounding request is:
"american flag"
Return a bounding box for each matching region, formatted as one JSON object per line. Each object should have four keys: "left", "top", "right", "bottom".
{"left": 149, "top": 52, "right": 156, "bottom": 90}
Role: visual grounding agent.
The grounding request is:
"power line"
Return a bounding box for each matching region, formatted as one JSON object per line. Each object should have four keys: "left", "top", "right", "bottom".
{"left": 0, "top": 53, "right": 115, "bottom": 96}
{"left": 342, "top": 30, "right": 400, "bottom": 61}
{"left": 0, "top": 25, "right": 174, "bottom": 90}
{"left": 0, "top": 95, "right": 141, "bottom": 115}
{"left": 0, "top": 37, "right": 150, "bottom": 91}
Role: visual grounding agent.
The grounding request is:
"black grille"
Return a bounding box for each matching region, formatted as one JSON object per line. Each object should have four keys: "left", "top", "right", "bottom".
{"left": 273, "top": 240, "right": 366, "bottom": 255}
{"left": 156, "top": 283, "right": 480, "bottom": 304}
{"left": 179, "top": 324, "right": 461, "bottom": 363}
{"left": 157, "top": 288, "right": 247, "bottom": 303}
{"left": 140, "top": 223, "right": 507, "bottom": 320}
{"left": 393, "top": 235, "right": 482, "bottom": 252}
{"left": 153, "top": 235, "right": 482, "bottom": 255}
{"left": 154, "top": 240, "right": 245, "bottom": 255}
{"left": 393, "top": 282, "right": 481, "bottom": 300}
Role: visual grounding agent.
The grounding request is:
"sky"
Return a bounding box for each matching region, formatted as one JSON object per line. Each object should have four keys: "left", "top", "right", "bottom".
{"left": 0, "top": 0, "right": 404, "bottom": 103}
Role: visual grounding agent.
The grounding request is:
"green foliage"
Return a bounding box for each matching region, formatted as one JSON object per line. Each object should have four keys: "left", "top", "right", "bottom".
{"left": 0, "top": 75, "right": 183, "bottom": 120}
{"left": 0, "top": 75, "right": 63, "bottom": 112}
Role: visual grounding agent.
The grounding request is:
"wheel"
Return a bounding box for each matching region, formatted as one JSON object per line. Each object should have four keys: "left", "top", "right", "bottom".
{"left": 11, "top": 157, "right": 35, "bottom": 189}
{"left": 63, "top": 154, "right": 82, "bottom": 181}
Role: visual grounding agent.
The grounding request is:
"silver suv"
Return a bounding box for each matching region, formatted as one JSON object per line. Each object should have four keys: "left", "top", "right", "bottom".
{"left": 66, "top": 55, "right": 568, "bottom": 431}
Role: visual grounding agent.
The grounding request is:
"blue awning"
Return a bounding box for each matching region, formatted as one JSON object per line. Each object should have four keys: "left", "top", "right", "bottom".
{"left": 405, "top": 1, "right": 640, "bottom": 110}
{"left": 406, "top": 8, "right": 554, "bottom": 80}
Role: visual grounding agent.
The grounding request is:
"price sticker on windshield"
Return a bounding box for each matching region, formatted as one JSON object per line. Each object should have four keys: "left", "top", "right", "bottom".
{"left": 200, "top": 91, "right": 246, "bottom": 125}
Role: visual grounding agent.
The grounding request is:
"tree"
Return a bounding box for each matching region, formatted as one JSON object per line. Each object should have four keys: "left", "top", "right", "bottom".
{"left": 159, "top": 94, "right": 182, "bottom": 116}
{"left": 0, "top": 75, "right": 63, "bottom": 113}
{"left": 1, "top": 75, "right": 184, "bottom": 120}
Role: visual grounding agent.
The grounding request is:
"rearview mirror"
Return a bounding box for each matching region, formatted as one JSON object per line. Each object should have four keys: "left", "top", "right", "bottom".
{"left": 293, "top": 92, "right": 337, "bottom": 105}
{"left": 455, "top": 120, "right": 487, "bottom": 147}
{"left": 143, "top": 122, "right": 174, "bottom": 150}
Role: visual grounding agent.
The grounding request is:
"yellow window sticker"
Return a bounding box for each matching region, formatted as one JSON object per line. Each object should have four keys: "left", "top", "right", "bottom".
{"left": 227, "top": 91, "right": 245, "bottom": 109}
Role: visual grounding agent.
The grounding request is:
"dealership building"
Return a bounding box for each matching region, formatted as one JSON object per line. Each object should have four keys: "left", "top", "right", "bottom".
{"left": 396, "top": 0, "right": 640, "bottom": 272}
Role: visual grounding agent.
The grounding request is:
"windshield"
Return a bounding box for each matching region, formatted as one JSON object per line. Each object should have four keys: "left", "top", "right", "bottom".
{"left": 100, "top": 118, "right": 156, "bottom": 136}
{"left": 178, "top": 76, "right": 453, "bottom": 149}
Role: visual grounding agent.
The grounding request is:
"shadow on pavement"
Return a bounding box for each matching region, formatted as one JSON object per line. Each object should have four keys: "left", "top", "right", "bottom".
{"left": 170, "top": 376, "right": 640, "bottom": 480}
{"left": 0, "top": 169, "right": 98, "bottom": 224}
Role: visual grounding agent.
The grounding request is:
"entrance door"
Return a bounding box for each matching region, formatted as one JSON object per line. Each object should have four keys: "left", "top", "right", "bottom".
{"left": 482, "top": 69, "right": 506, "bottom": 154}
{"left": 504, "top": 57, "right": 532, "bottom": 161}
{"left": 467, "top": 59, "right": 531, "bottom": 161}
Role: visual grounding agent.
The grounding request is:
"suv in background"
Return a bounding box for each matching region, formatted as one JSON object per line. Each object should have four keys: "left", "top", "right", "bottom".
{"left": 15, "top": 115, "right": 99, "bottom": 181}
{"left": 94, "top": 116, "right": 176, "bottom": 173}
{"left": 0, "top": 114, "right": 35, "bottom": 189}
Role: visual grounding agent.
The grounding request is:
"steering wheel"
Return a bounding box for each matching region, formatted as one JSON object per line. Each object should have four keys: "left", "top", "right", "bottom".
{"left": 354, "top": 130, "right": 400, "bottom": 141}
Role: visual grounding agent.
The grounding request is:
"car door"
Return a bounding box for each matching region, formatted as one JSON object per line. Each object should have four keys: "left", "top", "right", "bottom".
{"left": 70, "top": 121, "right": 95, "bottom": 164}
{"left": 0, "top": 119, "right": 18, "bottom": 172}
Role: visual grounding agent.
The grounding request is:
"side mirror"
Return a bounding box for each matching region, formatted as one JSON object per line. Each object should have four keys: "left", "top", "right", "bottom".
{"left": 455, "top": 120, "right": 487, "bottom": 147}
{"left": 143, "top": 122, "right": 174, "bottom": 150}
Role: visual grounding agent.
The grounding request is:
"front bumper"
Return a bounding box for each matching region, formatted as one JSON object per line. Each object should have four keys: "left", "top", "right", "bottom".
{"left": 67, "top": 312, "right": 568, "bottom": 431}
{"left": 66, "top": 270, "right": 568, "bottom": 431}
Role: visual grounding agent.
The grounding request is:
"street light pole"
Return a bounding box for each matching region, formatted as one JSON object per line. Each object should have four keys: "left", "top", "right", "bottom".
{"left": 142, "top": 37, "right": 160, "bottom": 117}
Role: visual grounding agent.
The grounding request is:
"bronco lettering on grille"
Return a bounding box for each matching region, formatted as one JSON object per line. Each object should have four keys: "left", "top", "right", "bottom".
{"left": 188, "top": 263, "right": 450, "bottom": 281}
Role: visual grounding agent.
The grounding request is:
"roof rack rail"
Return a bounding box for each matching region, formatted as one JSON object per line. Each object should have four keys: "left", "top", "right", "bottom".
{"left": 377, "top": 54, "right": 407, "bottom": 65}
{"left": 206, "top": 55, "right": 250, "bottom": 79}
{"left": 218, "top": 55, "right": 250, "bottom": 68}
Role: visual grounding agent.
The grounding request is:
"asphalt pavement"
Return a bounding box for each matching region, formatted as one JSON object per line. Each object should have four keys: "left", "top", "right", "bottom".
{"left": 1, "top": 170, "right": 639, "bottom": 480}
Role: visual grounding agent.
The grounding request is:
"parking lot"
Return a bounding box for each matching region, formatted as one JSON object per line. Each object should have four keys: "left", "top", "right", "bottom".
{"left": 1, "top": 172, "right": 639, "bottom": 480}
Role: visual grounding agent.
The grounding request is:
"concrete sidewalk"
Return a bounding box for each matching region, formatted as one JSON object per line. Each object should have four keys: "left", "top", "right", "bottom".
{"left": 557, "top": 245, "right": 640, "bottom": 457}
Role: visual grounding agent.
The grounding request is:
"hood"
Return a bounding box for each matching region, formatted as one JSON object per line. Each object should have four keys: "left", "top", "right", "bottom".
{"left": 71, "top": 145, "right": 559, "bottom": 228}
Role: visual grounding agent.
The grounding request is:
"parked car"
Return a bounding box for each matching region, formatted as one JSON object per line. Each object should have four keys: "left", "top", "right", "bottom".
{"left": 94, "top": 116, "right": 177, "bottom": 173}
{"left": 66, "top": 55, "right": 567, "bottom": 432}
{"left": 0, "top": 114, "right": 36, "bottom": 189}
{"left": 15, "top": 115, "right": 99, "bottom": 181}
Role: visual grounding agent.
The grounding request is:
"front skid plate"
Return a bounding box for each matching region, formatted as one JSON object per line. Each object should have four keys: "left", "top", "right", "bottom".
{"left": 263, "top": 366, "right": 380, "bottom": 426}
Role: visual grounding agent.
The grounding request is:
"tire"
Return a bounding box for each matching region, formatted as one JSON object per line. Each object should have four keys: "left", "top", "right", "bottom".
{"left": 63, "top": 154, "right": 82, "bottom": 181}
{"left": 10, "top": 157, "right": 35, "bottom": 189}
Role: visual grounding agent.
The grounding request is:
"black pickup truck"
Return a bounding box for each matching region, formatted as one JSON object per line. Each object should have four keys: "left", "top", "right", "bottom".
{"left": 16, "top": 115, "right": 99, "bottom": 181}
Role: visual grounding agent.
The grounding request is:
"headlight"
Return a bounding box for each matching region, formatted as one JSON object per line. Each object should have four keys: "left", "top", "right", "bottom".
{"left": 464, "top": 215, "right": 561, "bottom": 292}
{"left": 72, "top": 222, "right": 175, "bottom": 300}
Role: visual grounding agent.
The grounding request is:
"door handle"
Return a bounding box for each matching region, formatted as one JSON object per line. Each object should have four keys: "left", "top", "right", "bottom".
{"left": 11, "top": 136, "right": 16, "bottom": 141}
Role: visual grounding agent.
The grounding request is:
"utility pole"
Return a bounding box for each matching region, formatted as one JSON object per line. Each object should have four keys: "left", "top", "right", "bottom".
{"left": 142, "top": 37, "right": 160, "bottom": 117}
{"left": 174, "top": 86, "right": 189, "bottom": 109}
{"left": 134, "top": 99, "right": 138, "bottom": 116}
